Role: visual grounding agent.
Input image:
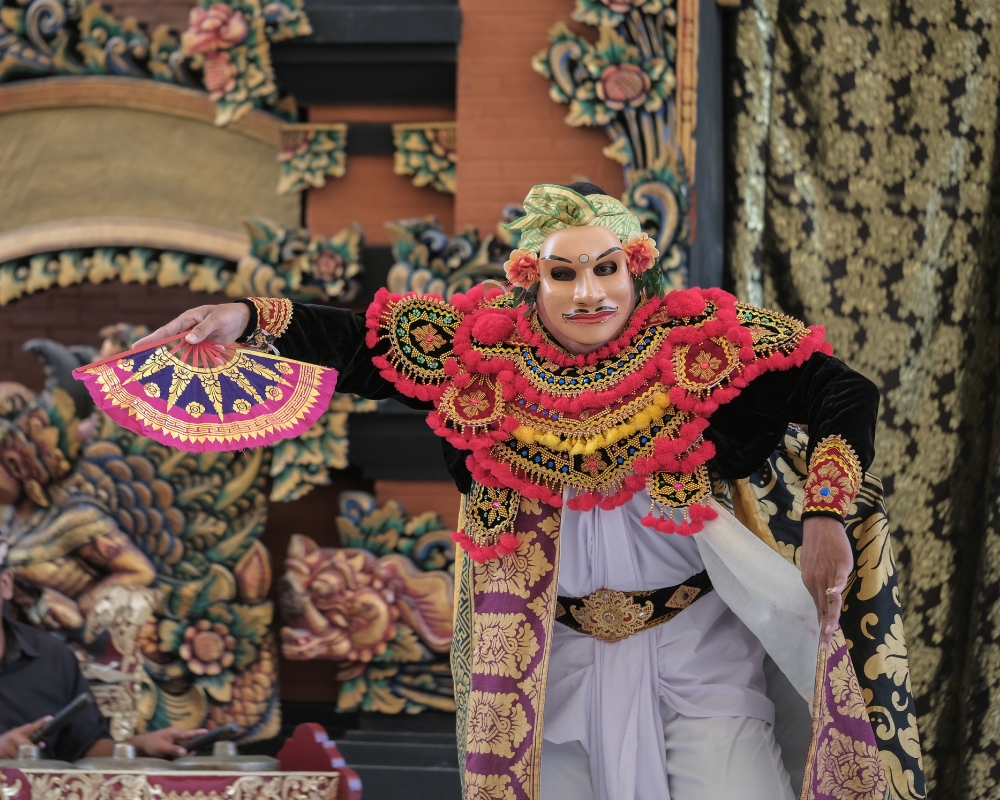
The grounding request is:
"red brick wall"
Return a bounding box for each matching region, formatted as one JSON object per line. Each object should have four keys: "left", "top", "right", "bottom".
{"left": 455, "top": 0, "right": 625, "bottom": 234}
{"left": 105, "top": 1, "right": 190, "bottom": 30}
{"left": 0, "top": 282, "right": 230, "bottom": 391}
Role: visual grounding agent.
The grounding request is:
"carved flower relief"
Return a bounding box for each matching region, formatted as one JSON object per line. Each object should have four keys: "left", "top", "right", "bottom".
{"left": 815, "top": 729, "right": 887, "bottom": 800}
{"left": 182, "top": 4, "right": 250, "bottom": 54}
{"left": 180, "top": 618, "right": 237, "bottom": 675}
{"left": 202, "top": 52, "right": 239, "bottom": 100}
{"left": 473, "top": 613, "right": 540, "bottom": 679}
{"left": 182, "top": 4, "right": 250, "bottom": 102}
{"left": 311, "top": 249, "right": 345, "bottom": 283}
{"left": 158, "top": 601, "right": 272, "bottom": 700}
{"left": 467, "top": 691, "right": 531, "bottom": 758}
{"left": 596, "top": 63, "right": 653, "bottom": 109}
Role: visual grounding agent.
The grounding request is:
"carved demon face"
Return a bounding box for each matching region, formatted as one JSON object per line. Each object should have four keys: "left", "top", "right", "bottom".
{"left": 279, "top": 534, "right": 453, "bottom": 673}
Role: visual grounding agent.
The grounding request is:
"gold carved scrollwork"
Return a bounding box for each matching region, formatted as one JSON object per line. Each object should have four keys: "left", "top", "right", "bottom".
{"left": 21, "top": 772, "right": 340, "bottom": 800}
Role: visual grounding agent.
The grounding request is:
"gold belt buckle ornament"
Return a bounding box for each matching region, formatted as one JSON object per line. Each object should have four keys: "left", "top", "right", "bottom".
{"left": 570, "top": 589, "right": 654, "bottom": 642}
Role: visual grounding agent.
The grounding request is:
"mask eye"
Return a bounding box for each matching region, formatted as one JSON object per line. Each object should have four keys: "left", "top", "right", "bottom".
{"left": 549, "top": 266, "right": 576, "bottom": 281}
{"left": 593, "top": 262, "right": 618, "bottom": 277}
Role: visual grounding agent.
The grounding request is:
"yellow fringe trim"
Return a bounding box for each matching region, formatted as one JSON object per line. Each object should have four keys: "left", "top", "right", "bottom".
{"left": 512, "top": 393, "right": 671, "bottom": 455}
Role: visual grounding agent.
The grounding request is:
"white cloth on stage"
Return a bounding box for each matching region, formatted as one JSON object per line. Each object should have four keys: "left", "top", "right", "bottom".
{"left": 540, "top": 707, "right": 795, "bottom": 800}
{"left": 541, "top": 489, "right": 817, "bottom": 800}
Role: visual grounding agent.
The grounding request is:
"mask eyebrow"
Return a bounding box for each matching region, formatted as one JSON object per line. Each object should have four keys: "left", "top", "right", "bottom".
{"left": 542, "top": 254, "right": 573, "bottom": 263}
{"left": 597, "top": 246, "right": 622, "bottom": 260}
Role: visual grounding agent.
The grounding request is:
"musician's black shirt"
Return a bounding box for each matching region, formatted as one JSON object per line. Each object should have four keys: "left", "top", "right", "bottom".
{"left": 0, "top": 617, "right": 108, "bottom": 762}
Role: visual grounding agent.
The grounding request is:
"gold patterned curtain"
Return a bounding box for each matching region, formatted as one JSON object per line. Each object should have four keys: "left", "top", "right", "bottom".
{"left": 723, "top": 1, "right": 1000, "bottom": 796}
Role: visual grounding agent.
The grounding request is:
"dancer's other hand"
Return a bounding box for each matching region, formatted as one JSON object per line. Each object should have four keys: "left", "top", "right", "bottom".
{"left": 800, "top": 515, "right": 853, "bottom": 651}
{"left": 132, "top": 304, "right": 251, "bottom": 349}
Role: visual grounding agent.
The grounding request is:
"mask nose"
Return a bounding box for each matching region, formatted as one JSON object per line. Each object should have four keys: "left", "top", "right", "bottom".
{"left": 573, "top": 269, "right": 604, "bottom": 306}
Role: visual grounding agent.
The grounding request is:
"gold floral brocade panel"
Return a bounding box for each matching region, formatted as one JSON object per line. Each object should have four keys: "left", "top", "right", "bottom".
{"left": 726, "top": 2, "right": 1000, "bottom": 795}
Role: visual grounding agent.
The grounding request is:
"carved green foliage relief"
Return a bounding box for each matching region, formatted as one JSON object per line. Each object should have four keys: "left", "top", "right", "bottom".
{"left": 533, "top": 0, "right": 691, "bottom": 288}
{"left": 0, "top": 0, "right": 311, "bottom": 125}
{"left": 384, "top": 213, "right": 519, "bottom": 299}
{"left": 0, "top": 0, "right": 189, "bottom": 83}
{"left": 726, "top": 2, "right": 1000, "bottom": 796}
{"left": 180, "top": 0, "right": 309, "bottom": 125}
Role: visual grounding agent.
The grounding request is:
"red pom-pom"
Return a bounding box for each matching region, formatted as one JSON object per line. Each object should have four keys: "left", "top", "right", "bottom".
{"left": 665, "top": 288, "right": 706, "bottom": 318}
{"left": 454, "top": 373, "right": 472, "bottom": 389}
{"left": 471, "top": 312, "right": 515, "bottom": 345}
{"left": 497, "top": 533, "right": 519, "bottom": 555}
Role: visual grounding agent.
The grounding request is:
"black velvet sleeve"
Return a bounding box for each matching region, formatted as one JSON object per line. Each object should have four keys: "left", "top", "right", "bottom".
{"left": 237, "top": 301, "right": 468, "bottom": 486}
{"left": 239, "top": 300, "right": 431, "bottom": 407}
{"left": 706, "top": 352, "right": 880, "bottom": 502}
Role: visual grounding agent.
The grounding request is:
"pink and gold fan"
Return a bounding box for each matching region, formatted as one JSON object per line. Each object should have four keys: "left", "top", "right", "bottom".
{"left": 73, "top": 334, "right": 338, "bottom": 452}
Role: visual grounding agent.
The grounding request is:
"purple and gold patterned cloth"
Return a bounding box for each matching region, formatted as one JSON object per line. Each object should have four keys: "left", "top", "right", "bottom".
{"left": 803, "top": 627, "right": 890, "bottom": 800}
{"left": 457, "top": 496, "right": 560, "bottom": 799}
{"left": 453, "top": 479, "right": 912, "bottom": 800}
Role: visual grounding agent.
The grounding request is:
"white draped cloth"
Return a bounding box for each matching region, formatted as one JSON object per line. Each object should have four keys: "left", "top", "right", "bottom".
{"left": 542, "top": 489, "right": 818, "bottom": 800}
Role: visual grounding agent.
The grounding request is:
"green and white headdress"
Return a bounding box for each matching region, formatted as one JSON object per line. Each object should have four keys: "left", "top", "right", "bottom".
{"left": 503, "top": 184, "right": 642, "bottom": 252}
{"left": 501, "top": 184, "right": 661, "bottom": 297}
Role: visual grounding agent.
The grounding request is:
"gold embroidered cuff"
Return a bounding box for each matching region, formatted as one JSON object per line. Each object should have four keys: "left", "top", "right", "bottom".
{"left": 245, "top": 297, "right": 293, "bottom": 338}
{"left": 803, "top": 435, "right": 863, "bottom": 518}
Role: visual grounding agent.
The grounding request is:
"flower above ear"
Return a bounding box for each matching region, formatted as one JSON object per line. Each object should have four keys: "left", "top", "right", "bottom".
{"left": 623, "top": 232, "right": 659, "bottom": 276}
{"left": 504, "top": 248, "right": 540, "bottom": 289}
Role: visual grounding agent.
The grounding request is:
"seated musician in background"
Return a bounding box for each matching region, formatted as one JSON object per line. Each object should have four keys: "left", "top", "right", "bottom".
{"left": 0, "top": 535, "right": 201, "bottom": 761}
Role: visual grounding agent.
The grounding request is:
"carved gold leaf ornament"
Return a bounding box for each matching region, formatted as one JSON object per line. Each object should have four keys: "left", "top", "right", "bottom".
{"left": 392, "top": 122, "right": 457, "bottom": 194}
{"left": 277, "top": 124, "right": 348, "bottom": 195}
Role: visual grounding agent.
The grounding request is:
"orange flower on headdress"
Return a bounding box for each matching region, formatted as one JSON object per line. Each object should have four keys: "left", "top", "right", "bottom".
{"left": 504, "top": 248, "right": 540, "bottom": 289}
{"left": 623, "top": 232, "right": 659, "bottom": 276}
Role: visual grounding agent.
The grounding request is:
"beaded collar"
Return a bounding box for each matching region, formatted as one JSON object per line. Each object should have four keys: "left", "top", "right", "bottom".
{"left": 366, "top": 285, "right": 830, "bottom": 558}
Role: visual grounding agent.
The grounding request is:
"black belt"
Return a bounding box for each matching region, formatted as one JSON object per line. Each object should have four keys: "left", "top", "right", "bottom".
{"left": 555, "top": 570, "right": 713, "bottom": 642}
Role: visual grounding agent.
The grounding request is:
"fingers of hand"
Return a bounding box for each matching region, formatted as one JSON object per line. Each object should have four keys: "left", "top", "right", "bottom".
{"left": 187, "top": 314, "right": 225, "bottom": 343}
{"left": 136, "top": 309, "right": 210, "bottom": 348}
{"left": 22, "top": 717, "right": 50, "bottom": 735}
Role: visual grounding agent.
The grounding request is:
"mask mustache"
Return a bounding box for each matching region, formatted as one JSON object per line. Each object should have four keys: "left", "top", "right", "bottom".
{"left": 563, "top": 305, "right": 618, "bottom": 318}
